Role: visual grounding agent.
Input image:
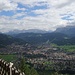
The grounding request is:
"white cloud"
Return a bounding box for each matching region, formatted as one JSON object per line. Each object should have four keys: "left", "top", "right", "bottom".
{"left": 12, "top": 0, "right": 47, "bottom": 5}
{"left": 0, "top": 0, "right": 75, "bottom": 32}
{"left": 0, "top": 0, "right": 18, "bottom": 11}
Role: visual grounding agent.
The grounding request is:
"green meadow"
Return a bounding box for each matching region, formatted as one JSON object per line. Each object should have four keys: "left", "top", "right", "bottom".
{"left": 0, "top": 54, "right": 17, "bottom": 62}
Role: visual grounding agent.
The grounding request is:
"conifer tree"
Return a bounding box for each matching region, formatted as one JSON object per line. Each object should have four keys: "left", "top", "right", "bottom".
{"left": 19, "top": 57, "right": 39, "bottom": 75}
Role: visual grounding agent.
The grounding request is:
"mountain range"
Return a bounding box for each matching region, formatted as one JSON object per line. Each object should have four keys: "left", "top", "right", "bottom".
{"left": 0, "top": 33, "right": 27, "bottom": 48}
{"left": 0, "top": 26, "right": 75, "bottom": 47}
{"left": 11, "top": 26, "right": 75, "bottom": 45}
{"left": 14, "top": 32, "right": 69, "bottom": 45}
{"left": 55, "top": 26, "right": 75, "bottom": 37}
{"left": 6, "top": 26, "right": 75, "bottom": 37}
{"left": 6, "top": 29, "right": 51, "bottom": 35}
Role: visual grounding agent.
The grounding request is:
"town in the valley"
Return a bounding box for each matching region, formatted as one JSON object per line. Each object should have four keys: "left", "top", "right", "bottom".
{"left": 0, "top": 43, "right": 75, "bottom": 71}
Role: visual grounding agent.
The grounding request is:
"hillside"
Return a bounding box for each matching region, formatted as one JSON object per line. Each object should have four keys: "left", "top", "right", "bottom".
{"left": 3, "top": 26, "right": 75, "bottom": 46}
{"left": 13, "top": 32, "right": 73, "bottom": 45}
{"left": 6, "top": 29, "right": 51, "bottom": 35}
{"left": 0, "top": 33, "right": 27, "bottom": 48}
{"left": 55, "top": 26, "right": 75, "bottom": 37}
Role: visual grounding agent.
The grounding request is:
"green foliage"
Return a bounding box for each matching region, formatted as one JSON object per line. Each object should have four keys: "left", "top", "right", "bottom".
{"left": 38, "top": 70, "right": 70, "bottom": 75}
{"left": 52, "top": 44, "right": 75, "bottom": 52}
{"left": 15, "top": 32, "right": 71, "bottom": 45}
{"left": 19, "top": 57, "right": 39, "bottom": 75}
{"left": 51, "top": 72, "right": 69, "bottom": 75}
{"left": 30, "top": 67, "right": 39, "bottom": 75}
{"left": 50, "top": 43, "right": 58, "bottom": 47}
{"left": 19, "top": 57, "right": 30, "bottom": 75}
{"left": 0, "top": 33, "right": 27, "bottom": 48}
{"left": 0, "top": 54, "right": 16, "bottom": 62}
{"left": 59, "top": 45, "right": 75, "bottom": 52}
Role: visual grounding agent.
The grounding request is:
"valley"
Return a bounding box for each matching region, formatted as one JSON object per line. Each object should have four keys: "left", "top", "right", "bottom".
{"left": 0, "top": 43, "right": 75, "bottom": 75}
{"left": 0, "top": 26, "right": 75, "bottom": 75}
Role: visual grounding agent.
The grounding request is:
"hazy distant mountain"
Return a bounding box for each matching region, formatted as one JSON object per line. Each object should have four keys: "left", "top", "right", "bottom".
{"left": 0, "top": 32, "right": 75, "bottom": 46}
{"left": 14, "top": 32, "right": 73, "bottom": 45}
{"left": 55, "top": 26, "right": 75, "bottom": 37}
{"left": 0, "top": 33, "right": 27, "bottom": 48}
{"left": 6, "top": 29, "right": 51, "bottom": 35}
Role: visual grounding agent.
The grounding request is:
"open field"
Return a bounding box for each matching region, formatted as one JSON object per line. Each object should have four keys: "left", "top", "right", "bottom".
{"left": 0, "top": 54, "right": 17, "bottom": 62}
{"left": 59, "top": 45, "right": 75, "bottom": 52}
{"left": 51, "top": 44, "right": 75, "bottom": 52}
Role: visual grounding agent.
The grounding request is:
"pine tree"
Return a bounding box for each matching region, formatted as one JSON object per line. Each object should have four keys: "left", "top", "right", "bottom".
{"left": 19, "top": 57, "right": 39, "bottom": 75}
{"left": 19, "top": 57, "right": 31, "bottom": 75}
{"left": 30, "top": 67, "right": 39, "bottom": 75}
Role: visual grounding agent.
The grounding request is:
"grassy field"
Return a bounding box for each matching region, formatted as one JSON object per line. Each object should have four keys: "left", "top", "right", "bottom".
{"left": 0, "top": 54, "right": 17, "bottom": 62}
{"left": 51, "top": 44, "right": 75, "bottom": 52}
{"left": 59, "top": 45, "right": 75, "bottom": 52}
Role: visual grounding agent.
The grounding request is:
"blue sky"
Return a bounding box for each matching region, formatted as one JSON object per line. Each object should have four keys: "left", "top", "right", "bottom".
{"left": 0, "top": 11, "right": 15, "bottom": 16}
{"left": 0, "top": 0, "right": 75, "bottom": 32}
{"left": 61, "top": 14, "right": 73, "bottom": 21}
{"left": 0, "top": 2, "right": 48, "bottom": 17}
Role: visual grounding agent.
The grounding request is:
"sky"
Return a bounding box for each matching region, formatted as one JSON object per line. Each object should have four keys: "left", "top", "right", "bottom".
{"left": 0, "top": 0, "right": 75, "bottom": 32}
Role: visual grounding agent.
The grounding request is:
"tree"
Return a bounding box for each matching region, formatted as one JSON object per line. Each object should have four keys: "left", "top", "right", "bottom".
{"left": 19, "top": 57, "right": 39, "bottom": 75}
{"left": 30, "top": 67, "right": 39, "bottom": 75}
{"left": 19, "top": 57, "right": 31, "bottom": 75}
